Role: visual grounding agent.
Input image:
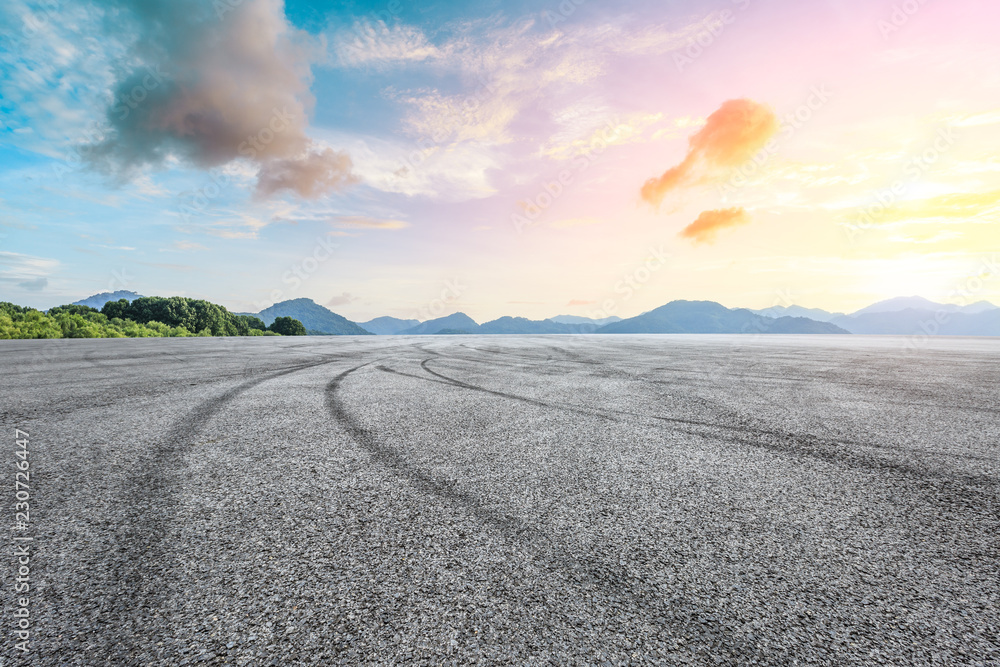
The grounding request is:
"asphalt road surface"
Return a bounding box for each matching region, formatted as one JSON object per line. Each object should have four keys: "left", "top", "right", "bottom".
{"left": 1, "top": 335, "right": 998, "bottom": 665}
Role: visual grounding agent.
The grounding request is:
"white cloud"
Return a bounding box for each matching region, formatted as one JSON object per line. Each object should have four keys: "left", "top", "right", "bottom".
{"left": 0, "top": 1, "right": 121, "bottom": 155}
{"left": 332, "top": 21, "right": 443, "bottom": 67}
{"left": 314, "top": 129, "right": 499, "bottom": 199}
{"left": 386, "top": 13, "right": 731, "bottom": 148}
{"left": 0, "top": 250, "right": 59, "bottom": 286}
{"left": 331, "top": 216, "right": 409, "bottom": 230}
{"left": 320, "top": 12, "right": 728, "bottom": 202}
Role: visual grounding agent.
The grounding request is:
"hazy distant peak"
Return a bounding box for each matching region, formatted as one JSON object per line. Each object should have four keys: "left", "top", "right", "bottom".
{"left": 751, "top": 305, "right": 842, "bottom": 322}
{"left": 549, "top": 315, "right": 622, "bottom": 326}
{"left": 359, "top": 316, "right": 421, "bottom": 335}
{"left": 252, "top": 298, "right": 371, "bottom": 335}
{"left": 72, "top": 290, "right": 144, "bottom": 309}
{"left": 399, "top": 312, "right": 480, "bottom": 335}
{"left": 850, "top": 296, "right": 998, "bottom": 316}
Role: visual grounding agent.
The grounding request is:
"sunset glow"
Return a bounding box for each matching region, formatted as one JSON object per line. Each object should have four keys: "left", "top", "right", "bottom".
{"left": 1, "top": 0, "right": 998, "bottom": 320}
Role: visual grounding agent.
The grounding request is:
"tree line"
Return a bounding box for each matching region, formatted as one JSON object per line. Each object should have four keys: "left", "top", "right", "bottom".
{"left": 0, "top": 297, "right": 306, "bottom": 339}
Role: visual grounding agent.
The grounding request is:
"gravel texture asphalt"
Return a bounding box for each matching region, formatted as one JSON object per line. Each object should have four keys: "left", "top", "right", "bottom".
{"left": 1, "top": 334, "right": 998, "bottom": 666}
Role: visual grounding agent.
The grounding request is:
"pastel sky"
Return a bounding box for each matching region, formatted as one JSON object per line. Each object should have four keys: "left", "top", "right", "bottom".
{"left": 1, "top": 0, "right": 998, "bottom": 321}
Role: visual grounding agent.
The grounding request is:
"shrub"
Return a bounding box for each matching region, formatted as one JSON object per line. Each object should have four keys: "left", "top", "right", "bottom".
{"left": 269, "top": 316, "right": 306, "bottom": 336}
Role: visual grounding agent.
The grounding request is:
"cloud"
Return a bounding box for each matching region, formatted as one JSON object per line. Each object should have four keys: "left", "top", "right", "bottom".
{"left": 18, "top": 277, "right": 48, "bottom": 291}
{"left": 862, "top": 189, "right": 1000, "bottom": 223}
{"left": 326, "top": 292, "right": 357, "bottom": 307}
{"left": 256, "top": 148, "right": 358, "bottom": 198}
{"left": 641, "top": 99, "right": 779, "bottom": 206}
{"left": 389, "top": 14, "right": 729, "bottom": 149}
{"left": 0, "top": 251, "right": 58, "bottom": 287}
{"left": 679, "top": 207, "right": 750, "bottom": 244}
{"left": 204, "top": 214, "right": 270, "bottom": 240}
{"left": 539, "top": 109, "right": 672, "bottom": 160}
{"left": 330, "top": 216, "right": 409, "bottom": 230}
{"left": 82, "top": 0, "right": 355, "bottom": 199}
{"left": 332, "top": 21, "right": 442, "bottom": 68}
{"left": 0, "top": 1, "right": 121, "bottom": 151}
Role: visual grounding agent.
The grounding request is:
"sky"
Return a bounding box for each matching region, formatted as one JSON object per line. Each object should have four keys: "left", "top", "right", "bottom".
{"left": 1, "top": 0, "right": 998, "bottom": 322}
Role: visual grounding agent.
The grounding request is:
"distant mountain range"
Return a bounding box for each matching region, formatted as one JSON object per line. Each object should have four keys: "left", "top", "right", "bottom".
{"left": 72, "top": 290, "right": 144, "bottom": 310}
{"left": 751, "top": 305, "right": 844, "bottom": 322}
{"left": 399, "top": 313, "right": 642, "bottom": 335}
{"left": 239, "top": 298, "right": 372, "bottom": 335}
{"left": 71, "top": 292, "right": 1000, "bottom": 337}
{"left": 598, "top": 301, "right": 849, "bottom": 334}
{"left": 400, "top": 312, "right": 480, "bottom": 335}
{"left": 384, "top": 303, "right": 848, "bottom": 335}
{"left": 831, "top": 308, "right": 1000, "bottom": 336}
{"left": 826, "top": 296, "right": 1000, "bottom": 336}
{"left": 549, "top": 315, "right": 622, "bottom": 326}
{"left": 358, "top": 316, "right": 419, "bottom": 335}
{"left": 749, "top": 296, "right": 1000, "bottom": 335}
{"left": 849, "top": 296, "right": 997, "bottom": 316}
{"left": 479, "top": 317, "right": 579, "bottom": 334}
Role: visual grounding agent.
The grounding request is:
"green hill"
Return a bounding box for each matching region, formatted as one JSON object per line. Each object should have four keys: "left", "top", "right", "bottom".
{"left": 253, "top": 299, "right": 372, "bottom": 335}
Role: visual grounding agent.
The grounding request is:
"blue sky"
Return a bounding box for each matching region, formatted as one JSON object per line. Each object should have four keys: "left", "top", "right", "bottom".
{"left": 1, "top": 0, "right": 998, "bottom": 321}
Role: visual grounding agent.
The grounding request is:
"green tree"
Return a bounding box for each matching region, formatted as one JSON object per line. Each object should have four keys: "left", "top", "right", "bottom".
{"left": 234, "top": 314, "right": 267, "bottom": 336}
{"left": 3, "top": 297, "right": 267, "bottom": 339}
{"left": 269, "top": 316, "right": 306, "bottom": 336}
{"left": 0, "top": 303, "right": 62, "bottom": 339}
{"left": 101, "top": 299, "right": 131, "bottom": 320}
{"left": 48, "top": 304, "right": 100, "bottom": 317}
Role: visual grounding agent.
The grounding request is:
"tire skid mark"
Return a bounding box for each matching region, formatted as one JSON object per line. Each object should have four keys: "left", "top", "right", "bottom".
{"left": 452, "top": 342, "right": 603, "bottom": 368}
{"left": 105, "top": 353, "right": 345, "bottom": 661}
{"left": 668, "top": 422, "right": 1000, "bottom": 509}
{"left": 328, "top": 363, "right": 530, "bottom": 536}
{"left": 418, "top": 358, "right": 617, "bottom": 422}
{"left": 326, "top": 363, "right": 753, "bottom": 663}
{"left": 394, "top": 357, "right": 999, "bottom": 511}
{"left": 651, "top": 415, "right": 1000, "bottom": 467}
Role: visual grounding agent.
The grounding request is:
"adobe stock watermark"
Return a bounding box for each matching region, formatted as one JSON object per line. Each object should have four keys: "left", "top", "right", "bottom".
{"left": 512, "top": 119, "right": 626, "bottom": 234}
{"left": 718, "top": 85, "right": 832, "bottom": 199}
{"left": 19, "top": 0, "right": 59, "bottom": 38}
{"left": 50, "top": 122, "right": 107, "bottom": 183}
{"left": 843, "top": 126, "right": 957, "bottom": 244}
{"left": 903, "top": 254, "right": 999, "bottom": 353}
{"left": 214, "top": 0, "right": 248, "bottom": 20}
{"left": 255, "top": 233, "right": 341, "bottom": 309}
{"left": 51, "top": 68, "right": 166, "bottom": 182}
{"left": 178, "top": 106, "right": 294, "bottom": 223}
{"left": 106, "top": 266, "right": 134, "bottom": 294}
{"left": 112, "top": 66, "right": 166, "bottom": 121}
{"left": 674, "top": 0, "right": 752, "bottom": 73}
{"left": 541, "top": 0, "right": 588, "bottom": 28}
{"left": 11, "top": 428, "right": 33, "bottom": 655}
{"left": 394, "top": 73, "right": 498, "bottom": 180}
{"left": 411, "top": 279, "right": 466, "bottom": 322}
{"left": 587, "top": 246, "right": 670, "bottom": 321}
{"left": 878, "top": 0, "right": 932, "bottom": 40}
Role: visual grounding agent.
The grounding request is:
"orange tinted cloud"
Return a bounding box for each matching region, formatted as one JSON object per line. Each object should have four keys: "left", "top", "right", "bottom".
{"left": 680, "top": 207, "right": 750, "bottom": 244}
{"left": 641, "top": 99, "right": 779, "bottom": 206}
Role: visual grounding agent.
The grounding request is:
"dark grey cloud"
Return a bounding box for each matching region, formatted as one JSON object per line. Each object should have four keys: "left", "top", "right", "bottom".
{"left": 83, "top": 0, "right": 354, "bottom": 198}
{"left": 256, "top": 148, "right": 358, "bottom": 198}
{"left": 18, "top": 277, "right": 48, "bottom": 291}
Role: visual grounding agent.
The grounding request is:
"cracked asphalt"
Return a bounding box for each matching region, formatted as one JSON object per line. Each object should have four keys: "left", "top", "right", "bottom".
{"left": 1, "top": 334, "right": 998, "bottom": 665}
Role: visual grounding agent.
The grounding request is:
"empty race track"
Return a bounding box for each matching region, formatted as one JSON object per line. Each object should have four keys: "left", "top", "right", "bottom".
{"left": 1, "top": 335, "right": 998, "bottom": 665}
